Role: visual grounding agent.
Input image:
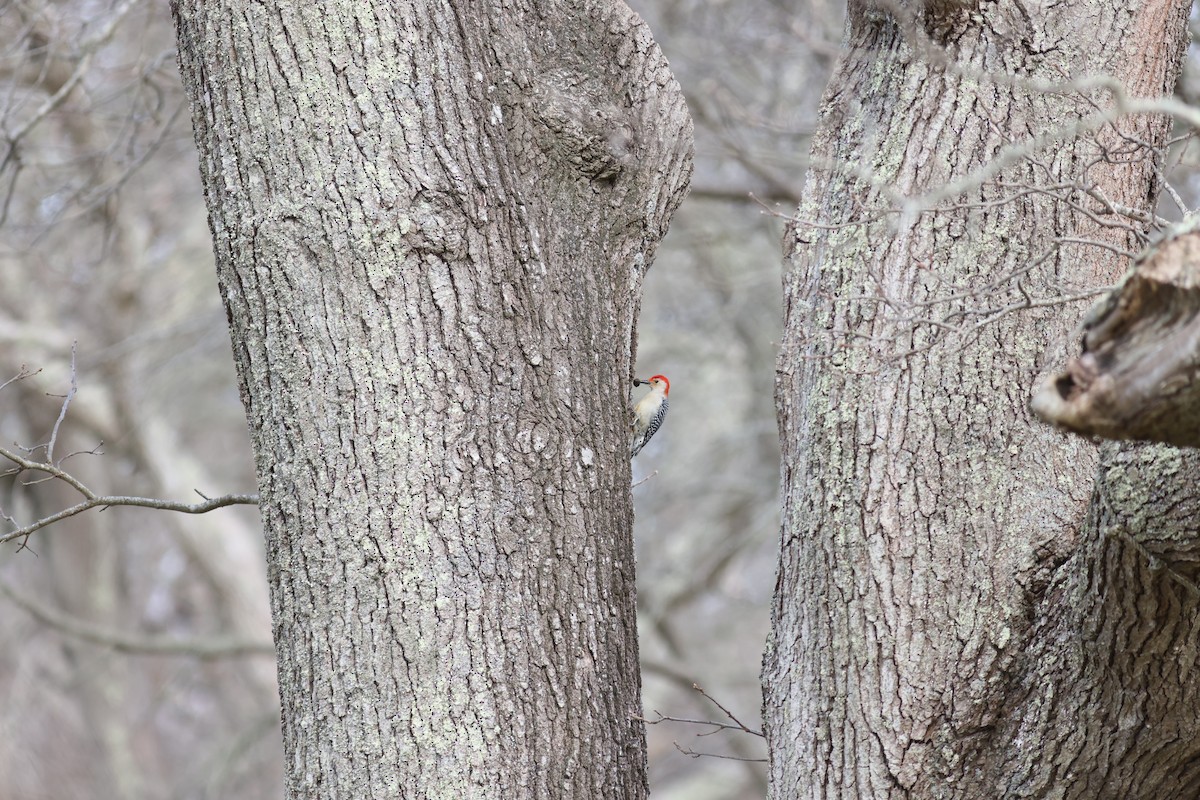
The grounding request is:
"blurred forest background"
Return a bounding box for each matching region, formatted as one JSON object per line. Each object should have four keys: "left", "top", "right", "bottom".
{"left": 2, "top": 1, "right": 1199, "bottom": 798}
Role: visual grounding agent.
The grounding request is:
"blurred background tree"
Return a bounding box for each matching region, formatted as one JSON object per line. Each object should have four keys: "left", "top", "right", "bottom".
{"left": 0, "top": 2, "right": 279, "bottom": 797}
{"left": 4, "top": 1, "right": 1200, "bottom": 798}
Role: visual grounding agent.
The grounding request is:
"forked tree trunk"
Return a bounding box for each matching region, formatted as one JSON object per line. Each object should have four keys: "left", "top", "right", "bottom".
{"left": 169, "top": 3, "right": 692, "bottom": 797}
{"left": 767, "top": 2, "right": 1194, "bottom": 797}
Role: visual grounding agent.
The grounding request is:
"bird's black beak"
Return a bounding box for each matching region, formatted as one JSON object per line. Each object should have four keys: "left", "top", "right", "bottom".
{"left": 633, "top": 378, "right": 647, "bottom": 386}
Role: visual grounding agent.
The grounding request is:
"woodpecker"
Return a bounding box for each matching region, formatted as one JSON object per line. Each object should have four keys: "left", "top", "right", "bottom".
{"left": 631, "top": 375, "right": 670, "bottom": 457}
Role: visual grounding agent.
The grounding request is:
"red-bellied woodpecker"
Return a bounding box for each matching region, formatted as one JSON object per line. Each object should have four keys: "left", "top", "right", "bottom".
{"left": 631, "top": 375, "right": 669, "bottom": 456}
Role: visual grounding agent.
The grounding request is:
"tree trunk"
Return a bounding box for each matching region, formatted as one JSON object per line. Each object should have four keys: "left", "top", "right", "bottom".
{"left": 767, "top": 2, "right": 1192, "bottom": 798}
{"left": 169, "top": 2, "right": 692, "bottom": 797}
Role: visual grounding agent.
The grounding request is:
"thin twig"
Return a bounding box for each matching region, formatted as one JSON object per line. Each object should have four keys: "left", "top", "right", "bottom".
{"left": 692, "top": 683, "right": 764, "bottom": 737}
{"left": 674, "top": 742, "right": 767, "bottom": 763}
{"left": 0, "top": 365, "right": 39, "bottom": 393}
{"left": 636, "top": 710, "right": 757, "bottom": 737}
{"left": 45, "top": 342, "right": 77, "bottom": 465}
{"left": 2, "top": 0, "right": 143, "bottom": 148}
{"left": 632, "top": 469, "right": 658, "bottom": 489}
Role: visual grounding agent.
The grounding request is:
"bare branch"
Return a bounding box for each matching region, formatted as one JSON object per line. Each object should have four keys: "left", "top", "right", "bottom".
{"left": 673, "top": 741, "right": 768, "bottom": 763}
{"left": 1, "top": 0, "right": 143, "bottom": 150}
{"left": 45, "top": 341, "right": 77, "bottom": 465}
{"left": 692, "top": 683, "right": 764, "bottom": 737}
{"left": 0, "top": 579, "right": 273, "bottom": 659}
{"left": 0, "top": 443, "right": 257, "bottom": 545}
{"left": 632, "top": 682, "right": 765, "bottom": 749}
{"left": 0, "top": 364, "right": 40, "bottom": 393}
{"left": 636, "top": 710, "right": 759, "bottom": 738}
{"left": 632, "top": 469, "right": 658, "bottom": 489}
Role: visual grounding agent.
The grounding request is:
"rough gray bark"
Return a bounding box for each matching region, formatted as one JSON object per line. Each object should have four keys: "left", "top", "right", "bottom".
{"left": 1032, "top": 225, "right": 1200, "bottom": 447}
{"left": 767, "top": 1, "right": 1192, "bottom": 798}
{"left": 988, "top": 441, "right": 1200, "bottom": 796}
{"left": 169, "top": 2, "right": 692, "bottom": 798}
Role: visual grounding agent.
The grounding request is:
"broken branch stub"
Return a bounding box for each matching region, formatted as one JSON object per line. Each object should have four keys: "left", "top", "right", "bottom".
{"left": 1032, "top": 228, "right": 1200, "bottom": 448}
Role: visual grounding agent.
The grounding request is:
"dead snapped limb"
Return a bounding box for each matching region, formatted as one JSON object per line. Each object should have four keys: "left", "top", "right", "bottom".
{"left": 1032, "top": 221, "right": 1200, "bottom": 447}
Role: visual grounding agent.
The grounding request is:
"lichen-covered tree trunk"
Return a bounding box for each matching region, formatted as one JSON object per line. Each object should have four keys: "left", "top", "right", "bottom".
{"left": 169, "top": 2, "right": 692, "bottom": 797}
{"left": 767, "top": 2, "right": 1192, "bottom": 798}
